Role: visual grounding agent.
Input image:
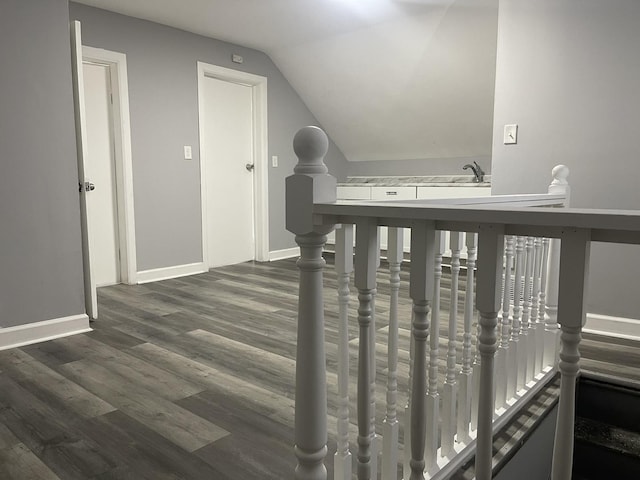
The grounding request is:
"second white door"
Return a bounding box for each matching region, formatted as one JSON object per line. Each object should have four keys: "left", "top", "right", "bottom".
{"left": 83, "top": 62, "right": 121, "bottom": 287}
{"left": 202, "top": 75, "right": 255, "bottom": 268}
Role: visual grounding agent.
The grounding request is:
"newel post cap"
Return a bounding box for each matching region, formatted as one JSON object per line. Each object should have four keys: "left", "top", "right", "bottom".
{"left": 286, "top": 126, "right": 336, "bottom": 235}
{"left": 548, "top": 164, "right": 571, "bottom": 204}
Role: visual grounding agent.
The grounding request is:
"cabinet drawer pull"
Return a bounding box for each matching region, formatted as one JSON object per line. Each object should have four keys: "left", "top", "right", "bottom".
{"left": 386, "top": 191, "right": 397, "bottom": 195}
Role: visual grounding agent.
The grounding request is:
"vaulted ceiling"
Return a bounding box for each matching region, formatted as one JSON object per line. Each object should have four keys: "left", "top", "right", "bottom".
{"left": 74, "top": 0, "right": 499, "bottom": 163}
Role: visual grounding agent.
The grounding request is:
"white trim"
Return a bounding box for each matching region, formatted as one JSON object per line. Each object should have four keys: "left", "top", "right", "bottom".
{"left": 584, "top": 313, "right": 640, "bottom": 341}
{"left": 269, "top": 247, "right": 300, "bottom": 261}
{"left": 82, "top": 46, "right": 138, "bottom": 285}
{"left": 0, "top": 315, "right": 91, "bottom": 351}
{"left": 136, "top": 262, "right": 207, "bottom": 284}
{"left": 197, "top": 62, "right": 269, "bottom": 268}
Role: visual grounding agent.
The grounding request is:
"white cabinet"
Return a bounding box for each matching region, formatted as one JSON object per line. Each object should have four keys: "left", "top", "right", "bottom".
{"left": 326, "top": 182, "right": 491, "bottom": 256}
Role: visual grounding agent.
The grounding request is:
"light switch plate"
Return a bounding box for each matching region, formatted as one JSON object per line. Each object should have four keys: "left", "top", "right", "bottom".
{"left": 504, "top": 124, "right": 518, "bottom": 144}
{"left": 184, "top": 145, "right": 192, "bottom": 160}
{"left": 272, "top": 155, "right": 278, "bottom": 167}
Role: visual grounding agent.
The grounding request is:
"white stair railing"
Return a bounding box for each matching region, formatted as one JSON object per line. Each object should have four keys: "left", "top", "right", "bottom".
{"left": 287, "top": 126, "right": 639, "bottom": 480}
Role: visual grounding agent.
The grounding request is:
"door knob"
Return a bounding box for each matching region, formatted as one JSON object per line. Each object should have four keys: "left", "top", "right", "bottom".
{"left": 245, "top": 163, "right": 255, "bottom": 172}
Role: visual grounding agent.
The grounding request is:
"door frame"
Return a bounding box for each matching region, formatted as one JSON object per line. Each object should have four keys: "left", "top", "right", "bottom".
{"left": 196, "top": 61, "right": 269, "bottom": 267}
{"left": 82, "top": 46, "right": 137, "bottom": 285}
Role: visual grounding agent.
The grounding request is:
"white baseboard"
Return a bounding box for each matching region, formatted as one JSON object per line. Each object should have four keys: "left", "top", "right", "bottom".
{"left": 0, "top": 314, "right": 91, "bottom": 351}
{"left": 137, "top": 262, "right": 207, "bottom": 284}
{"left": 269, "top": 247, "right": 299, "bottom": 261}
{"left": 584, "top": 313, "right": 640, "bottom": 342}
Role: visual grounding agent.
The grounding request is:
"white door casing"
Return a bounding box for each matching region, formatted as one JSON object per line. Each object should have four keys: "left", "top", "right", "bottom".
{"left": 82, "top": 62, "right": 121, "bottom": 287}
{"left": 197, "top": 62, "right": 269, "bottom": 268}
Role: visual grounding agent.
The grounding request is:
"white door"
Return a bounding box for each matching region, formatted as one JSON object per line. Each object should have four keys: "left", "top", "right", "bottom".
{"left": 70, "top": 21, "right": 98, "bottom": 319}
{"left": 82, "top": 62, "right": 121, "bottom": 287}
{"left": 202, "top": 75, "right": 255, "bottom": 268}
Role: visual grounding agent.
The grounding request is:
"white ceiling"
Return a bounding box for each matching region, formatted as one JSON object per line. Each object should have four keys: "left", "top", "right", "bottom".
{"left": 74, "top": 0, "right": 499, "bottom": 163}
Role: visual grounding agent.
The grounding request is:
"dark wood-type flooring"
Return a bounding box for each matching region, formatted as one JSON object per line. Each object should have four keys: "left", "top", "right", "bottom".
{"left": 0, "top": 258, "right": 638, "bottom": 479}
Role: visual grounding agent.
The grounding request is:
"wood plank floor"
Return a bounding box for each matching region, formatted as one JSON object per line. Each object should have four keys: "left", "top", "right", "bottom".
{"left": 0, "top": 258, "right": 637, "bottom": 479}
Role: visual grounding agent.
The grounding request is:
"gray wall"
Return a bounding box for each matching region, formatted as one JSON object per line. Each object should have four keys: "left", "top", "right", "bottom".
{"left": 69, "top": 2, "right": 347, "bottom": 270}
{"left": 491, "top": 0, "right": 640, "bottom": 319}
{"left": 0, "top": 0, "right": 85, "bottom": 328}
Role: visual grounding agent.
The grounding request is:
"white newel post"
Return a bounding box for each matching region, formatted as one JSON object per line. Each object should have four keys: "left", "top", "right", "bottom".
{"left": 335, "top": 224, "right": 354, "bottom": 480}
{"left": 409, "top": 221, "right": 436, "bottom": 480}
{"left": 286, "top": 126, "right": 337, "bottom": 480}
{"left": 474, "top": 224, "right": 505, "bottom": 480}
{"left": 544, "top": 165, "right": 570, "bottom": 368}
{"left": 551, "top": 228, "right": 590, "bottom": 480}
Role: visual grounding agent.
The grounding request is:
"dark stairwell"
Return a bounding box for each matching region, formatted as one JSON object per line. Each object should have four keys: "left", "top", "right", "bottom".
{"left": 572, "top": 373, "right": 640, "bottom": 480}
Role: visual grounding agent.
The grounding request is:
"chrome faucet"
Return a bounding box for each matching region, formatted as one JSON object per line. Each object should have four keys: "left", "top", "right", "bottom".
{"left": 463, "top": 161, "right": 485, "bottom": 183}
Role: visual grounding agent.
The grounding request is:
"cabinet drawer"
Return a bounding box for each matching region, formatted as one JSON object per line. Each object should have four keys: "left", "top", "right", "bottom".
{"left": 370, "top": 186, "right": 416, "bottom": 200}
{"left": 337, "top": 186, "right": 371, "bottom": 200}
{"left": 416, "top": 185, "right": 491, "bottom": 200}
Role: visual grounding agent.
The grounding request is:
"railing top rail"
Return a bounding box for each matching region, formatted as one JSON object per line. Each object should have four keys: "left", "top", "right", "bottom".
{"left": 312, "top": 201, "right": 640, "bottom": 245}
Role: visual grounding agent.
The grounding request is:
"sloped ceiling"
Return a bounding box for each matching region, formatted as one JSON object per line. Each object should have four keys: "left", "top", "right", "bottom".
{"left": 74, "top": 0, "right": 499, "bottom": 162}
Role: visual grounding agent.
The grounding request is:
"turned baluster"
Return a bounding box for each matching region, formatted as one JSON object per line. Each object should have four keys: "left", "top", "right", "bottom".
{"left": 496, "top": 235, "right": 514, "bottom": 410}
{"left": 537, "top": 238, "right": 549, "bottom": 373}
{"left": 408, "top": 221, "right": 436, "bottom": 480}
{"left": 334, "top": 224, "right": 354, "bottom": 480}
{"left": 286, "top": 126, "right": 336, "bottom": 480}
{"left": 441, "top": 232, "right": 463, "bottom": 458}
{"left": 551, "top": 228, "right": 590, "bottom": 480}
{"left": 425, "top": 231, "right": 445, "bottom": 471}
{"left": 522, "top": 237, "right": 535, "bottom": 384}
{"left": 369, "top": 235, "right": 380, "bottom": 480}
{"left": 530, "top": 237, "right": 543, "bottom": 378}
{"left": 474, "top": 224, "right": 505, "bottom": 480}
{"left": 382, "top": 227, "right": 403, "bottom": 480}
{"left": 457, "top": 232, "right": 477, "bottom": 444}
{"left": 404, "top": 313, "right": 415, "bottom": 480}
{"left": 355, "top": 218, "right": 379, "bottom": 480}
{"left": 513, "top": 236, "right": 527, "bottom": 391}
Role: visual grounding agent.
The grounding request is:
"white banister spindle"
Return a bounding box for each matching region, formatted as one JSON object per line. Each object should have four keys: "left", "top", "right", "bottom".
{"left": 551, "top": 228, "right": 590, "bottom": 480}
{"left": 369, "top": 239, "right": 380, "bottom": 480}
{"left": 457, "top": 232, "right": 477, "bottom": 444}
{"left": 382, "top": 227, "right": 403, "bottom": 480}
{"left": 355, "top": 218, "right": 380, "bottom": 480}
{"left": 530, "top": 237, "right": 543, "bottom": 378}
{"left": 496, "top": 235, "right": 514, "bottom": 409}
{"left": 544, "top": 238, "right": 561, "bottom": 368}
{"left": 441, "top": 232, "right": 463, "bottom": 458}
{"left": 404, "top": 315, "right": 415, "bottom": 480}
{"left": 334, "top": 224, "right": 354, "bottom": 480}
{"left": 513, "top": 237, "right": 526, "bottom": 391}
{"left": 286, "top": 126, "right": 336, "bottom": 480}
{"left": 474, "top": 225, "right": 505, "bottom": 480}
{"left": 536, "top": 238, "right": 550, "bottom": 373}
{"left": 523, "top": 237, "right": 535, "bottom": 384}
{"left": 425, "top": 231, "right": 445, "bottom": 471}
{"left": 408, "top": 221, "right": 436, "bottom": 480}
